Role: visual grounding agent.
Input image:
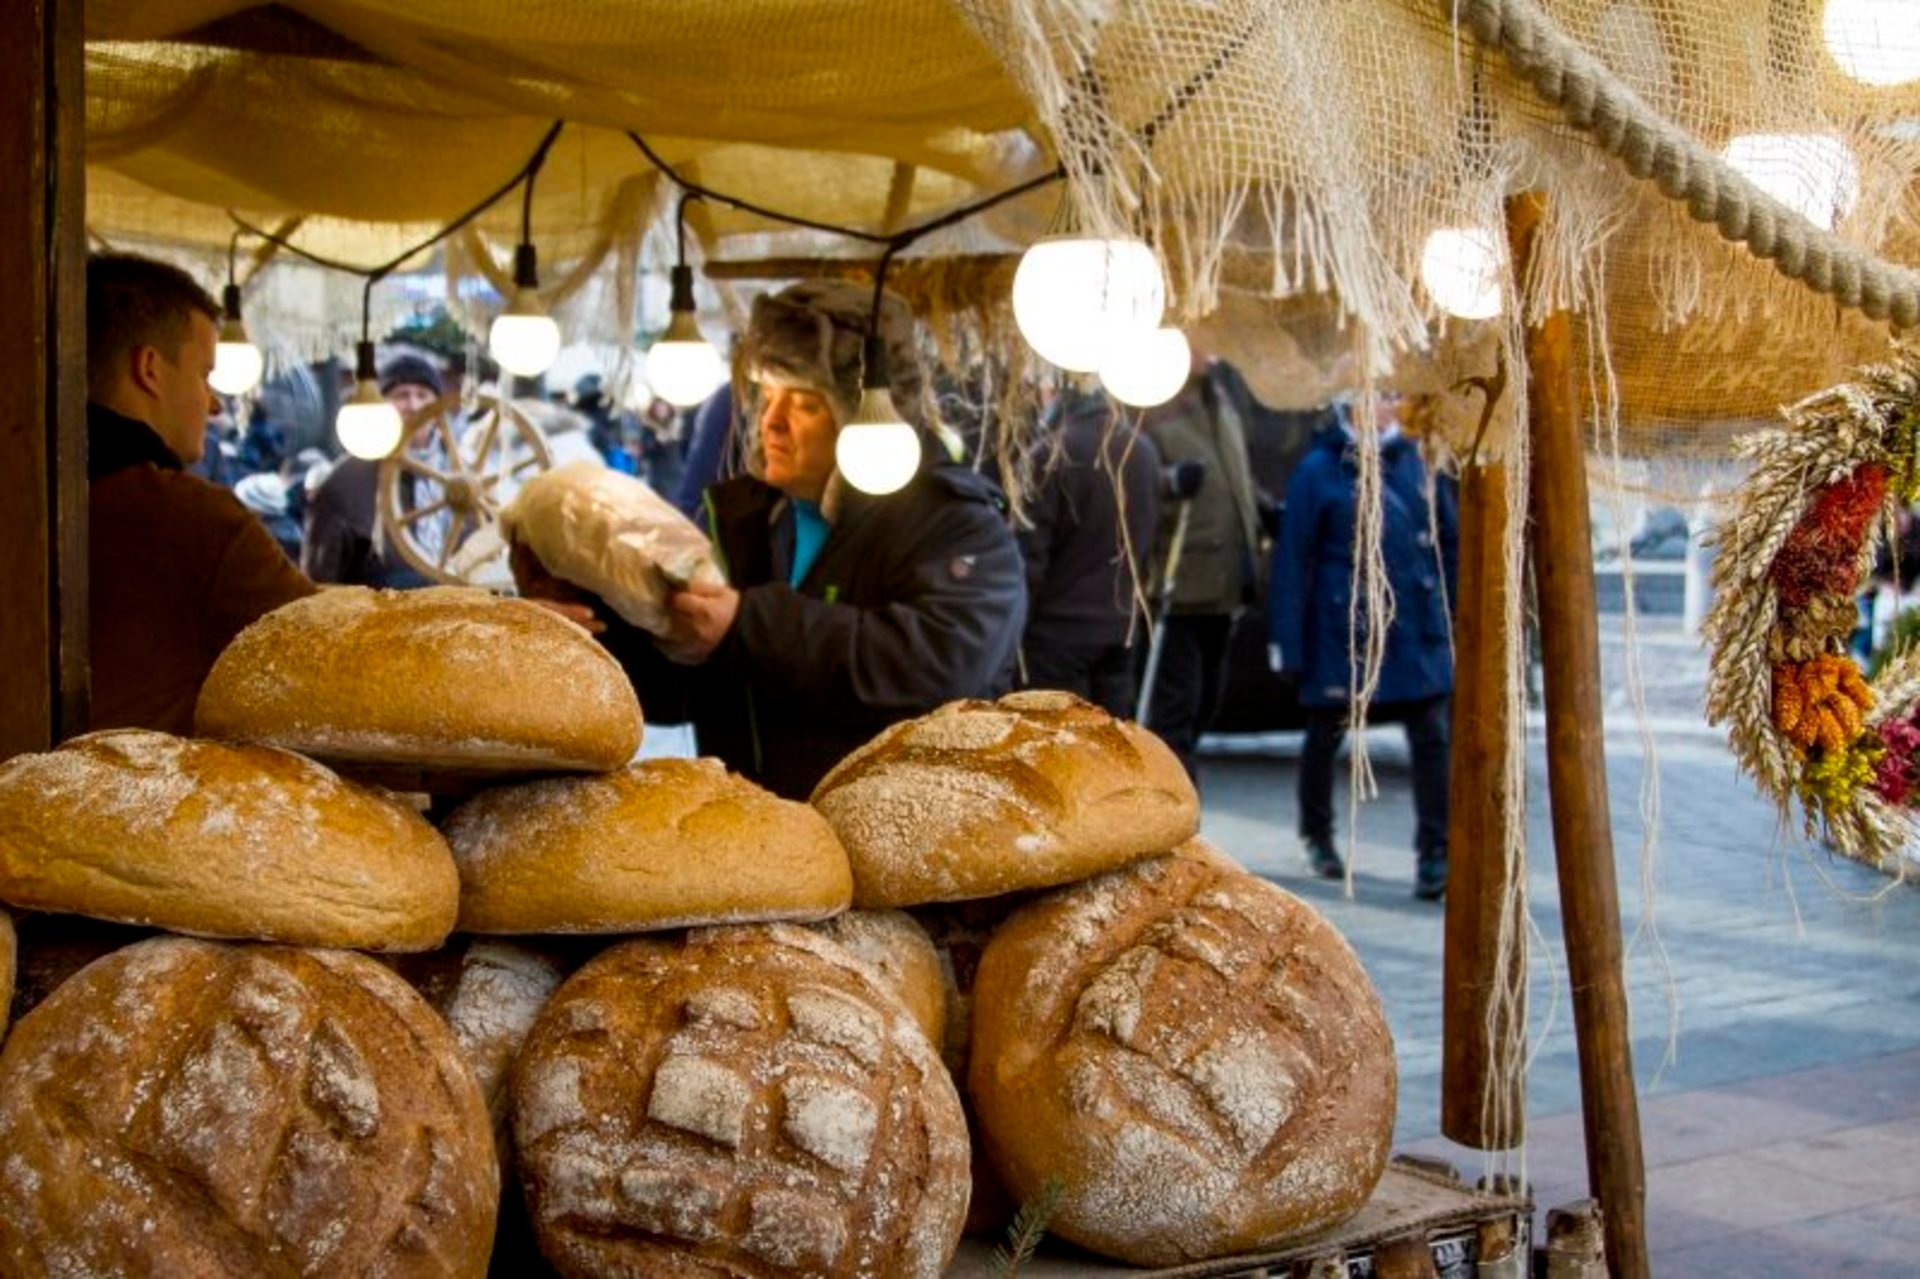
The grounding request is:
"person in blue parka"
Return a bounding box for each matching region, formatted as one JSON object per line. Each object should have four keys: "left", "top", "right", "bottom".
{"left": 1270, "top": 392, "right": 1458, "bottom": 898}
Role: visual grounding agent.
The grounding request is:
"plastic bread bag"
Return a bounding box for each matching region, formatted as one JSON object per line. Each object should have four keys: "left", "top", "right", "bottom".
{"left": 499, "top": 461, "right": 725, "bottom": 635}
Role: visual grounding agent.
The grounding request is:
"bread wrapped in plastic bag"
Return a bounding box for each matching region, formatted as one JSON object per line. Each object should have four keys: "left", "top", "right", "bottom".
{"left": 499, "top": 462, "right": 724, "bottom": 635}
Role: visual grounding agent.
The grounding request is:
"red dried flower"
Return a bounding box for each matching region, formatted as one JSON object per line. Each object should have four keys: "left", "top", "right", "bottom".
{"left": 1772, "top": 463, "right": 1889, "bottom": 608}
{"left": 1873, "top": 715, "right": 1920, "bottom": 806}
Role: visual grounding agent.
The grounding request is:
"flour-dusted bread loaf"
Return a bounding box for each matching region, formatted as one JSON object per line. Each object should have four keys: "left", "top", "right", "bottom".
{"left": 445, "top": 757, "right": 853, "bottom": 934}
{"left": 0, "top": 730, "right": 459, "bottom": 951}
{"left": 0, "top": 908, "right": 12, "bottom": 1046}
{"left": 812, "top": 910, "right": 946, "bottom": 1049}
{"left": 812, "top": 691, "right": 1198, "bottom": 908}
{"left": 0, "top": 937, "right": 499, "bottom": 1277}
{"left": 195, "top": 586, "right": 642, "bottom": 780}
{"left": 968, "top": 843, "right": 1395, "bottom": 1266}
{"left": 514, "top": 924, "right": 970, "bottom": 1278}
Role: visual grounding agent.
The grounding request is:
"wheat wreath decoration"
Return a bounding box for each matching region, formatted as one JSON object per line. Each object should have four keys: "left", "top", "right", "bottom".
{"left": 1704, "top": 344, "right": 1920, "bottom": 868}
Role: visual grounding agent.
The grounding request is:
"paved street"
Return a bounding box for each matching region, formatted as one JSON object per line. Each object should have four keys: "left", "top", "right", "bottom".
{"left": 1197, "top": 658, "right": 1920, "bottom": 1273}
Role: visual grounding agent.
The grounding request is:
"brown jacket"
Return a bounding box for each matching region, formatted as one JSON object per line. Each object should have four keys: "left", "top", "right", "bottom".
{"left": 88, "top": 404, "right": 317, "bottom": 735}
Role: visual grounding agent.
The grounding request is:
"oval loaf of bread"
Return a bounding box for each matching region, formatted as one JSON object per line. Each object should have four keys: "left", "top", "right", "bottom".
{"left": 443, "top": 758, "right": 852, "bottom": 934}
{"left": 968, "top": 843, "right": 1395, "bottom": 1266}
{"left": 0, "top": 730, "right": 459, "bottom": 951}
{"left": 195, "top": 585, "right": 642, "bottom": 775}
{"left": 812, "top": 691, "right": 1198, "bottom": 908}
{"left": 514, "top": 924, "right": 970, "bottom": 1278}
{"left": 0, "top": 937, "right": 499, "bottom": 1277}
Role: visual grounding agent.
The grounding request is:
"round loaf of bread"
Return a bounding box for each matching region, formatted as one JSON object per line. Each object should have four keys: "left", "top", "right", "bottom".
{"left": 812, "top": 910, "right": 946, "bottom": 1049}
{"left": 0, "top": 937, "right": 499, "bottom": 1277}
{"left": 514, "top": 924, "right": 970, "bottom": 1278}
{"left": 811, "top": 690, "right": 1198, "bottom": 908}
{"left": 0, "top": 730, "right": 459, "bottom": 951}
{"left": 968, "top": 843, "right": 1395, "bottom": 1266}
{"left": 444, "top": 758, "right": 853, "bottom": 934}
{"left": 195, "top": 586, "right": 642, "bottom": 781}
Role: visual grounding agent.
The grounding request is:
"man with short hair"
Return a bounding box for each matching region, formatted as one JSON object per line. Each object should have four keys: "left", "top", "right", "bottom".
{"left": 86, "top": 252, "right": 317, "bottom": 734}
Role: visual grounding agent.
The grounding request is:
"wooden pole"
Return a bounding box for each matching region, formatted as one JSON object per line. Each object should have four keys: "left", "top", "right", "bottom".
{"left": 0, "top": 0, "right": 88, "bottom": 760}
{"left": 1510, "top": 191, "right": 1648, "bottom": 1279}
{"left": 1441, "top": 456, "right": 1526, "bottom": 1149}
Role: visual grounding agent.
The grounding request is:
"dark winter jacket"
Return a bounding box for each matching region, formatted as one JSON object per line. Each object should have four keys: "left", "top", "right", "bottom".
{"left": 1270, "top": 427, "right": 1458, "bottom": 707}
{"left": 1018, "top": 393, "right": 1162, "bottom": 648}
{"left": 1141, "top": 362, "right": 1264, "bottom": 615}
{"left": 612, "top": 456, "right": 1027, "bottom": 799}
{"left": 88, "top": 403, "right": 317, "bottom": 735}
{"left": 303, "top": 458, "right": 433, "bottom": 589}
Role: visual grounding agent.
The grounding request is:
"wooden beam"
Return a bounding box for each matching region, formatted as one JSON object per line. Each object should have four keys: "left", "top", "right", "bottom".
{"left": 1511, "top": 190, "right": 1648, "bottom": 1279}
{"left": 1440, "top": 456, "right": 1526, "bottom": 1149}
{"left": 0, "top": 0, "right": 88, "bottom": 759}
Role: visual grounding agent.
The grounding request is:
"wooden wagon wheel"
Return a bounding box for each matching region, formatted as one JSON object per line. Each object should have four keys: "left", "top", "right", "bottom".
{"left": 377, "top": 392, "right": 553, "bottom": 585}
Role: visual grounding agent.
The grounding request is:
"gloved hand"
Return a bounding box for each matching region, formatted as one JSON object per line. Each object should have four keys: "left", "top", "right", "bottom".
{"left": 1164, "top": 459, "right": 1207, "bottom": 501}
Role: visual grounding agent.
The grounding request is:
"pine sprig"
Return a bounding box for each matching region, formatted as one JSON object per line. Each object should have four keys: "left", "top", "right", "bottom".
{"left": 988, "top": 1176, "right": 1067, "bottom": 1279}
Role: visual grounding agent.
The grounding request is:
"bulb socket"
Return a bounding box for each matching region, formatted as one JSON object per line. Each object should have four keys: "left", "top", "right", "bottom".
{"left": 668, "top": 263, "right": 697, "bottom": 314}
{"left": 861, "top": 331, "right": 890, "bottom": 391}
{"left": 222, "top": 283, "right": 244, "bottom": 322}
{"left": 513, "top": 242, "right": 540, "bottom": 289}
{"left": 353, "top": 339, "right": 379, "bottom": 383}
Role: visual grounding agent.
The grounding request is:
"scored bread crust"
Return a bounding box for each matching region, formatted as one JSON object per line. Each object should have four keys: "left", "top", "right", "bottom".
{"left": 195, "top": 586, "right": 642, "bottom": 774}
{"left": 968, "top": 843, "right": 1396, "bottom": 1267}
{"left": 0, "top": 937, "right": 499, "bottom": 1278}
{"left": 513, "top": 924, "right": 970, "bottom": 1279}
{"left": 444, "top": 758, "right": 854, "bottom": 934}
{"left": 0, "top": 730, "right": 459, "bottom": 951}
{"left": 811, "top": 691, "right": 1199, "bottom": 908}
{"left": 811, "top": 909, "right": 947, "bottom": 1049}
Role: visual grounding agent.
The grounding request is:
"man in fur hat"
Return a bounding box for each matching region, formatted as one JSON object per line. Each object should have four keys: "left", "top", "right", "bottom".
{"left": 521, "top": 280, "right": 1027, "bottom": 799}
{"left": 304, "top": 353, "right": 445, "bottom": 588}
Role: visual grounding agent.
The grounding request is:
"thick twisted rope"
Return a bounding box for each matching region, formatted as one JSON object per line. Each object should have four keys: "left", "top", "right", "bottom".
{"left": 1451, "top": 0, "right": 1920, "bottom": 329}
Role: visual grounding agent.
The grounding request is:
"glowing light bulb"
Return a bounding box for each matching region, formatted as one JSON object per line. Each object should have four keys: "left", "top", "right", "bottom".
{"left": 335, "top": 381, "right": 403, "bottom": 459}
{"left": 1722, "top": 132, "right": 1860, "bottom": 231}
{"left": 1099, "top": 327, "right": 1192, "bottom": 408}
{"left": 1824, "top": 0, "right": 1920, "bottom": 87}
{"left": 647, "top": 311, "right": 726, "bottom": 408}
{"left": 1012, "top": 236, "right": 1165, "bottom": 371}
{"left": 490, "top": 288, "right": 561, "bottom": 378}
{"left": 835, "top": 385, "right": 921, "bottom": 495}
{"left": 1420, "top": 227, "right": 1506, "bottom": 320}
{"left": 211, "top": 334, "right": 264, "bottom": 396}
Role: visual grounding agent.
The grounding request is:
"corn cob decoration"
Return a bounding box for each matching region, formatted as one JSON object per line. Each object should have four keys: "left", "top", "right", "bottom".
{"left": 1771, "top": 654, "right": 1875, "bottom": 754}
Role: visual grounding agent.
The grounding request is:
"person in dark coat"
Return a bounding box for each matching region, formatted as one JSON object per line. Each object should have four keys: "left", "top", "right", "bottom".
{"left": 1270, "top": 393, "right": 1458, "bottom": 897}
{"left": 519, "top": 280, "right": 1026, "bottom": 800}
{"left": 1015, "top": 387, "right": 1161, "bottom": 717}
{"left": 303, "top": 355, "right": 444, "bottom": 588}
{"left": 85, "top": 253, "right": 317, "bottom": 735}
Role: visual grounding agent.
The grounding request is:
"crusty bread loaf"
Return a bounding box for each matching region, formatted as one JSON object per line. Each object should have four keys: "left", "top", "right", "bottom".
{"left": 444, "top": 757, "right": 853, "bottom": 934}
{"left": 0, "top": 937, "right": 499, "bottom": 1277}
{"left": 812, "top": 690, "right": 1198, "bottom": 908}
{"left": 0, "top": 730, "right": 459, "bottom": 951}
{"left": 0, "top": 908, "right": 12, "bottom": 1046}
{"left": 514, "top": 924, "right": 970, "bottom": 1278}
{"left": 968, "top": 842, "right": 1395, "bottom": 1266}
{"left": 812, "top": 909, "right": 946, "bottom": 1049}
{"left": 195, "top": 586, "right": 642, "bottom": 778}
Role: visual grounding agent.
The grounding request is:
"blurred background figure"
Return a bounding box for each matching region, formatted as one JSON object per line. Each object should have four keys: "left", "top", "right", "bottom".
{"left": 572, "top": 372, "right": 636, "bottom": 475}
{"left": 1015, "top": 386, "right": 1161, "bottom": 717}
{"left": 1270, "top": 392, "right": 1458, "bottom": 898}
{"left": 303, "top": 353, "right": 444, "bottom": 587}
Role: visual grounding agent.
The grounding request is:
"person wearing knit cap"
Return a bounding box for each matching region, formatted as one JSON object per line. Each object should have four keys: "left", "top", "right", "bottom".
{"left": 517, "top": 279, "right": 1027, "bottom": 800}
{"left": 304, "top": 353, "right": 446, "bottom": 587}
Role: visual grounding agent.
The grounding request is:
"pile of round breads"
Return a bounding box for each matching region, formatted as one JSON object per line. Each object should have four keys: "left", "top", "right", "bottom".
{"left": 0, "top": 586, "right": 1396, "bottom": 1278}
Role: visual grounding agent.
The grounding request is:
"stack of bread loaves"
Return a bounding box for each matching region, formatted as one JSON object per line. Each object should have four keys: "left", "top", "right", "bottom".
{"left": 0, "top": 585, "right": 1398, "bottom": 1276}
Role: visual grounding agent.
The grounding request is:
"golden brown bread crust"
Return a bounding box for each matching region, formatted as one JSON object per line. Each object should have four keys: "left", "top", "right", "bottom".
{"left": 513, "top": 924, "right": 970, "bottom": 1278}
{"left": 0, "top": 730, "right": 459, "bottom": 951}
{"left": 967, "top": 843, "right": 1395, "bottom": 1266}
{"left": 811, "top": 691, "right": 1199, "bottom": 908}
{"left": 444, "top": 758, "right": 853, "bottom": 934}
{"left": 0, "top": 909, "right": 12, "bottom": 1047}
{"left": 0, "top": 937, "right": 500, "bottom": 1277}
{"left": 812, "top": 909, "right": 946, "bottom": 1049}
{"left": 195, "top": 586, "right": 642, "bottom": 775}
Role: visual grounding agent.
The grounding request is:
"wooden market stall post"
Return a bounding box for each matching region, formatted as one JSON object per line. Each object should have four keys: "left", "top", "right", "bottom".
{"left": 1, "top": 0, "right": 88, "bottom": 762}
{"left": 1508, "top": 191, "right": 1648, "bottom": 1279}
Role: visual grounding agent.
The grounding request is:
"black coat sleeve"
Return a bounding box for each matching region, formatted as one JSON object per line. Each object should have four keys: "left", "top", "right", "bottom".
{"left": 729, "top": 497, "right": 1027, "bottom": 716}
